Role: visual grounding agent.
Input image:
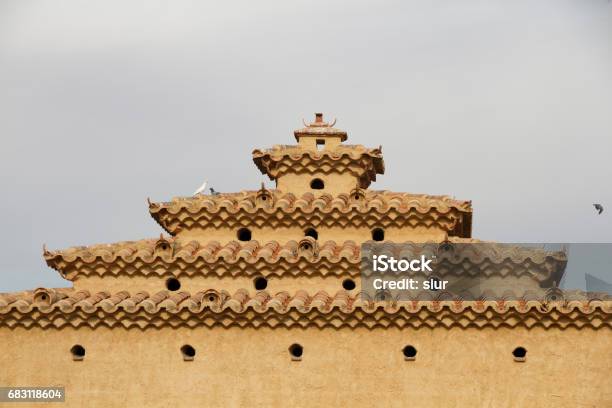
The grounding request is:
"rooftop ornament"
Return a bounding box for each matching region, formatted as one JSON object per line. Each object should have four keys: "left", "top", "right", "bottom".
{"left": 256, "top": 182, "right": 273, "bottom": 207}
{"left": 294, "top": 113, "right": 347, "bottom": 141}
{"left": 302, "top": 112, "right": 336, "bottom": 128}
{"left": 154, "top": 234, "right": 173, "bottom": 256}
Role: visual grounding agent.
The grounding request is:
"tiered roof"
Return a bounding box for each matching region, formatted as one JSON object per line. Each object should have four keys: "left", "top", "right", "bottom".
{"left": 1, "top": 288, "right": 609, "bottom": 330}
{"left": 148, "top": 190, "right": 473, "bottom": 236}
{"left": 252, "top": 145, "right": 384, "bottom": 187}
{"left": 293, "top": 114, "right": 348, "bottom": 140}
{"left": 1, "top": 114, "right": 610, "bottom": 331}
{"left": 44, "top": 239, "right": 361, "bottom": 279}
{"left": 253, "top": 113, "right": 384, "bottom": 187}
{"left": 44, "top": 238, "right": 565, "bottom": 285}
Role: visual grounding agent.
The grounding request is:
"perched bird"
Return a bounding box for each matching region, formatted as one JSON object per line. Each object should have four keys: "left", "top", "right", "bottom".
{"left": 210, "top": 187, "right": 220, "bottom": 196}
{"left": 593, "top": 203, "right": 604, "bottom": 215}
{"left": 193, "top": 180, "right": 208, "bottom": 196}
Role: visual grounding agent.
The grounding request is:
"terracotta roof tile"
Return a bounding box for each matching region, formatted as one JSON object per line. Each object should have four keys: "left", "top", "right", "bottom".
{"left": 252, "top": 145, "right": 384, "bottom": 186}
{"left": 44, "top": 238, "right": 565, "bottom": 283}
{"left": 148, "top": 190, "right": 473, "bottom": 236}
{"left": 1, "top": 288, "right": 609, "bottom": 330}
{"left": 44, "top": 239, "right": 361, "bottom": 279}
{"left": 293, "top": 114, "right": 348, "bottom": 140}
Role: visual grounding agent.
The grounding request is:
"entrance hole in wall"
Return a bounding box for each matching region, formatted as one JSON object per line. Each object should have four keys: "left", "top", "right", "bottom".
{"left": 237, "top": 228, "right": 252, "bottom": 241}
{"left": 310, "top": 178, "right": 324, "bottom": 190}
{"left": 71, "top": 344, "right": 86, "bottom": 361}
{"left": 342, "top": 279, "right": 356, "bottom": 291}
{"left": 181, "top": 344, "right": 196, "bottom": 361}
{"left": 372, "top": 228, "right": 385, "bottom": 241}
{"left": 402, "top": 345, "right": 417, "bottom": 361}
{"left": 254, "top": 276, "right": 268, "bottom": 291}
{"left": 289, "top": 343, "right": 303, "bottom": 361}
{"left": 166, "top": 278, "right": 181, "bottom": 291}
{"left": 304, "top": 228, "right": 318, "bottom": 240}
{"left": 513, "top": 347, "right": 527, "bottom": 362}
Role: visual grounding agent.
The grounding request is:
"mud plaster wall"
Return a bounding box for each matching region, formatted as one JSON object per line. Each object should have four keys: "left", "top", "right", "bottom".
{"left": 0, "top": 326, "right": 610, "bottom": 408}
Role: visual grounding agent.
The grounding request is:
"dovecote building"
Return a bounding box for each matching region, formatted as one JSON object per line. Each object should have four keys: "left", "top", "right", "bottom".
{"left": 1, "top": 114, "right": 610, "bottom": 407}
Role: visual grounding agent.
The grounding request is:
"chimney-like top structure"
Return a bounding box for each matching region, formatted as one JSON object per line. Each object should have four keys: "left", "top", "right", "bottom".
{"left": 253, "top": 113, "right": 383, "bottom": 193}
{"left": 294, "top": 113, "right": 348, "bottom": 148}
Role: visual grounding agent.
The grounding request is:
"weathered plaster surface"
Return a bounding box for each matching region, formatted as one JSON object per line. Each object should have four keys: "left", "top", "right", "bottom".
{"left": 1, "top": 327, "right": 610, "bottom": 408}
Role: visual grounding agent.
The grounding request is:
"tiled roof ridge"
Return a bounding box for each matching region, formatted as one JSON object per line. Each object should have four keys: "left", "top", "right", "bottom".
{"left": 1, "top": 288, "right": 609, "bottom": 330}
{"left": 252, "top": 145, "right": 384, "bottom": 185}
{"left": 44, "top": 239, "right": 359, "bottom": 279}
{"left": 293, "top": 113, "right": 347, "bottom": 140}
{"left": 151, "top": 190, "right": 471, "bottom": 210}
{"left": 44, "top": 238, "right": 565, "bottom": 280}
{"left": 148, "top": 190, "right": 473, "bottom": 235}
{"left": 251, "top": 144, "right": 381, "bottom": 159}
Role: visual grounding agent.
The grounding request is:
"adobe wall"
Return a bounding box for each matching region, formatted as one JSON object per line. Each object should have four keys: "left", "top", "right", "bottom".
{"left": 1, "top": 326, "right": 610, "bottom": 407}
{"left": 70, "top": 274, "right": 546, "bottom": 298}
{"left": 70, "top": 275, "right": 360, "bottom": 294}
{"left": 176, "top": 226, "right": 448, "bottom": 245}
{"left": 276, "top": 173, "right": 360, "bottom": 195}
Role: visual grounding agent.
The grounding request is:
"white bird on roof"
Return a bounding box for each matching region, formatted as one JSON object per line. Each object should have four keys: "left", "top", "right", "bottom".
{"left": 193, "top": 180, "right": 208, "bottom": 196}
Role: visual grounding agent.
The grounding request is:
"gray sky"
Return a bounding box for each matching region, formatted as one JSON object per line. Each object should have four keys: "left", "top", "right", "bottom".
{"left": 1, "top": 0, "right": 611, "bottom": 292}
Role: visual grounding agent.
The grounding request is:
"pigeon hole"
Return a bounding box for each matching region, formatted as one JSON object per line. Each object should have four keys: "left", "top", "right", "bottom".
{"left": 237, "top": 228, "right": 252, "bottom": 241}
{"left": 310, "top": 179, "right": 324, "bottom": 190}
{"left": 166, "top": 278, "right": 181, "bottom": 291}
{"left": 402, "top": 345, "right": 417, "bottom": 361}
{"left": 181, "top": 345, "right": 196, "bottom": 361}
{"left": 304, "top": 228, "right": 318, "bottom": 240}
{"left": 253, "top": 276, "right": 268, "bottom": 291}
{"left": 71, "top": 344, "right": 86, "bottom": 361}
{"left": 512, "top": 347, "right": 527, "bottom": 362}
{"left": 342, "top": 279, "right": 356, "bottom": 291}
{"left": 289, "top": 343, "right": 303, "bottom": 361}
{"left": 371, "top": 228, "right": 385, "bottom": 241}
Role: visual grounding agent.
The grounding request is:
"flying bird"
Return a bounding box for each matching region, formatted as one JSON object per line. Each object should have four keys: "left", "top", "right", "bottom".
{"left": 193, "top": 180, "right": 208, "bottom": 196}
{"left": 210, "top": 187, "right": 220, "bottom": 196}
{"left": 593, "top": 203, "right": 604, "bottom": 215}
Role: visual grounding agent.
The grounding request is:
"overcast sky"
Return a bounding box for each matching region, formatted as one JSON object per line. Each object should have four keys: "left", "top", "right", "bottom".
{"left": 0, "top": 0, "right": 611, "bottom": 292}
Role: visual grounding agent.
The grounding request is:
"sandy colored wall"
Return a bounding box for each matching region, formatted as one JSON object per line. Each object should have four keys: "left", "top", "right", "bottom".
{"left": 0, "top": 327, "right": 610, "bottom": 408}
{"left": 72, "top": 275, "right": 360, "bottom": 294}
{"left": 276, "top": 173, "right": 360, "bottom": 196}
{"left": 297, "top": 135, "right": 342, "bottom": 150}
{"left": 177, "top": 226, "right": 448, "bottom": 245}
{"left": 70, "top": 273, "right": 545, "bottom": 298}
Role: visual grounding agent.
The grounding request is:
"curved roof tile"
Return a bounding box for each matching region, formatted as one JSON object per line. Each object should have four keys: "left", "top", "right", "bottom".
{"left": 252, "top": 144, "right": 384, "bottom": 186}
{"left": 44, "top": 238, "right": 566, "bottom": 282}
{"left": 1, "top": 288, "right": 609, "bottom": 330}
{"left": 148, "top": 190, "right": 473, "bottom": 236}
